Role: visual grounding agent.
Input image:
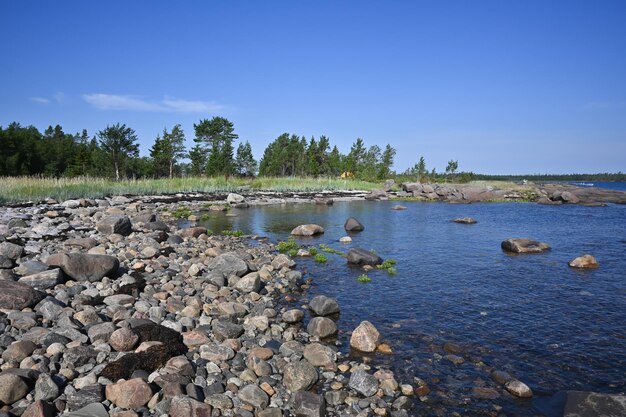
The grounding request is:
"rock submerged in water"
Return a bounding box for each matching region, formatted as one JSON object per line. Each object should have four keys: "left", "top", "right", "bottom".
{"left": 344, "top": 217, "right": 364, "bottom": 232}
{"left": 453, "top": 217, "right": 477, "bottom": 224}
{"left": 568, "top": 254, "right": 599, "bottom": 269}
{"left": 291, "top": 224, "right": 325, "bottom": 236}
{"left": 505, "top": 379, "right": 533, "bottom": 398}
{"left": 346, "top": 247, "right": 382, "bottom": 266}
{"left": 501, "top": 238, "right": 550, "bottom": 254}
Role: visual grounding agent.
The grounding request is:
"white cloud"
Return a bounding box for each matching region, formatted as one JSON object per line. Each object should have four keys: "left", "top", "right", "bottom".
{"left": 83, "top": 93, "right": 224, "bottom": 113}
{"left": 30, "top": 97, "right": 51, "bottom": 104}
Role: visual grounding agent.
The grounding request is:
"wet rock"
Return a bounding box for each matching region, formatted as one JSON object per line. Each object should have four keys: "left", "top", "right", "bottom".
{"left": 568, "top": 254, "right": 599, "bottom": 269}
{"left": 303, "top": 343, "right": 337, "bottom": 368}
{"left": 347, "top": 247, "right": 383, "bottom": 266}
{"left": 349, "top": 368, "right": 379, "bottom": 397}
{"left": 350, "top": 321, "right": 380, "bottom": 352}
{"left": 282, "top": 309, "right": 304, "bottom": 323}
{"left": 109, "top": 327, "right": 139, "bottom": 351}
{"left": 444, "top": 354, "right": 465, "bottom": 365}
{"left": 472, "top": 386, "right": 500, "bottom": 399}
{"left": 0, "top": 373, "right": 29, "bottom": 405}
{"left": 339, "top": 236, "right": 352, "bottom": 243}
{"left": 283, "top": 360, "right": 318, "bottom": 392}
{"left": 96, "top": 215, "right": 132, "bottom": 236}
{"left": 291, "top": 224, "right": 325, "bottom": 236}
{"left": 309, "top": 294, "right": 340, "bottom": 316}
{"left": 238, "top": 384, "right": 269, "bottom": 408}
{"left": 294, "top": 391, "right": 326, "bottom": 417}
{"left": 307, "top": 317, "right": 337, "bottom": 338}
{"left": 563, "top": 391, "right": 626, "bottom": 417}
{"left": 0, "top": 279, "right": 46, "bottom": 310}
{"left": 0, "top": 242, "right": 23, "bottom": 260}
{"left": 46, "top": 253, "right": 119, "bottom": 282}
{"left": 505, "top": 379, "right": 533, "bottom": 398}
{"left": 491, "top": 370, "right": 514, "bottom": 385}
{"left": 315, "top": 197, "right": 333, "bottom": 205}
{"left": 169, "top": 395, "right": 212, "bottom": 417}
{"left": 453, "top": 217, "right": 477, "bottom": 224}
{"left": 391, "top": 205, "right": 407, "bottom": 210}
{"left": 106, "top": 378, "right": 153, "bottom": 408}
{"left": 21, "top": 400, "right": 57, "bottom": 417}
{"left": 18, "top": 268, "right": 64, "bottom": 290}
{"left": 501, "top": 238, "right": 550, "bottom": 254}
{"left": 2, "top": 340, "right": 36, "bottom": 362}
{"left": 344, "top": 217, "right": 364, "bottom": 232}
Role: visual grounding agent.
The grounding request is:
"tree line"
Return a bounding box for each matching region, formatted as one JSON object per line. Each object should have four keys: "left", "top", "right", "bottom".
{"left": 0, "top": 117, "right": 401, "bottom": 181}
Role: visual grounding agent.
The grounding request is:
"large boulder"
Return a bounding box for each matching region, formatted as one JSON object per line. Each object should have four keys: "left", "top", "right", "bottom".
{"left": 0, "top": 279, "right": 46, "bottom": 310}
{"left": 501, "top": 238, "right": 550, "bottom": 254}
{"left": 179, "top": 226, "right": 207, "bottom": 238}
{"left": 365, "top": 189, "right": 388, "bottom": 200}
{"left": 344, "top": 218, "right": 364, "bottom": 232}
{"left": 291, "top": 224, "right": 325, "bottom": 236}
{"left": 207, "top": 253, "right": 248, "bottom": 277}
{"left": 226, "top": 193, "right": 245, "bottom": 204}
{"left": 46, "top": 253, "right": 119, "bottom": 282}
{"left": 568, "top": 254, "right": 599, "bottom": 269}
{"left": 347, "top": 248, "right": 383, "bottom": 266}
{"left": 350, "top": 321, "right": 380, "bottom": 352}
{"left": 96, "top": 215, "right": 132, "bottom": 236}
{"left": 400, "top": 182, "right": 422, "bottom": 193}
{"left": 307, "top": 317, "right": 337, "bottom": 338}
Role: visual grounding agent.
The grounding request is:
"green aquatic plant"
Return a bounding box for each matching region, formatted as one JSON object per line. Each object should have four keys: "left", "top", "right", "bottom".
{"left": 288, "top": 248, "right": 299, "bottom": 258}
{"left": 199, "top": 213, "right": 210, "bottom": 221}
{"left": 377, "top": 259, "right": 397, "bottom": 275}
{"left": 277, "top": 236, "right": 299, "bottom": 253}
{"left": 314, "top": 254, "right": 328, "bottom": 263}
{"left": 171, "top": 206, "right": 192, "bottom": 219}
{"left": 221, "top": 229, "right": 244, "bottom": 237}
{"left": 307, "top": 246, "right": 318, "bottom": 256}
{"left": 319, "top": 244, "right": 344, "bottom": 255}
{"left": 357, "top": 274, "right": 372, "bottom": 283}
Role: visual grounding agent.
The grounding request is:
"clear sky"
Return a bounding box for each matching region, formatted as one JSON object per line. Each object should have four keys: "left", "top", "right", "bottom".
{"left": 1, "top": 1, "right": 625, "bottom": 174}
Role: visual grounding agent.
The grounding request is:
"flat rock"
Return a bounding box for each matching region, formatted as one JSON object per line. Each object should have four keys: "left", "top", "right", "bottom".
{"left": 64, "top": 403, "right": 108, "bottom": 417}
{"left": 453, "top": 217, "right": 477, "bottom": 224}
{"left": 207, "top": 253, "right": 248, "bottom": 277}
{"left": 309, "top": 294, "right": 340, "bottom": 316}
{"left": 291, "top": 224, "right": 325, "bottom": 236}
{"left": 350, "top": 321, "right": 380, "bottom": 352}
{"left": 569, "top": 254, "right": 599, "bottom": 269}
{"left": 2, "top": 340, "right": 37, "bottom": 362}
{"left": 179, "top": 227, "right": 207, "bottom": 238}
{"left": 346, "top": 248, "right": 383, "bottom": 266}
{"left": 0, "top": 279, "right": 46, "bottom": 310}
{"left": 501, "top": 238, "right": 550, "bottom": 254}
{"left": 18, "top": 268, "right": 63, "bottom": 290}
{"left": 303, "top": 343, "right": 337, "bottom": 367}
{"left": 96, "top": 215, "right": 132, "bottom": 236}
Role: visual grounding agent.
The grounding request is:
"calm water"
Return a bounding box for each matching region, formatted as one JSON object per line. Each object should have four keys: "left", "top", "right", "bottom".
{"left": 567, "top": 181, "right": 626, "bottom": 192}
{"left": 196, "top": 201, "right": 626, "bottom": 416}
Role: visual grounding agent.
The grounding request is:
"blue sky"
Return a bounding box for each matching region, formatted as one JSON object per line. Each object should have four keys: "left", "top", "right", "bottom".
{"left": 1, "top": 1, "right": 625, "bottom": 174}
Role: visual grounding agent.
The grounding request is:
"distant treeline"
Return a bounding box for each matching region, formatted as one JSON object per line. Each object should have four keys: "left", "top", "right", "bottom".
{"left": 472, "top": 173, "right": 626, "bottom": 182}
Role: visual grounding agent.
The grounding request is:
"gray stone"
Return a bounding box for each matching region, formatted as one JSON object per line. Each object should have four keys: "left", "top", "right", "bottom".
{"left": 2, "top": 340, "right": 36, "bottom": 362}
{"left": 169, "top": 395, "right": 212, "bottom": 417}
{"left": 501, "top": 238, "right": 550, "bottom": 254}
{"left": 294, "top": 391, "right": 326, "bottom": 417}
{"left": 0, "top": 255, "right": 13, "bottom": 269}
{"left": 283, "top": 360, "right": 318, "bottom": 392}
{"left": 66, "top": 385, "right": 105, "bottom": 411}
{"left": 64, "top": 346, "right": 97, "bottom": 368}
{"left": 0, "top": 279, "right": 46, "bottom": 310}
{"left": 18, "top": 268, "right": 64, "bottom": 290}
{"left": 234, "top": 272, "right": 260, "bottom": 293}
{"left": 46, "top": 253, "right": 119, "bottom": 282}
{"left": 37, "top": 299, "right": 65, "bottom": 321}
{"left": 205, "top": 393, "right": 233, "bottom": 410}
{"left": 238, "top": 384, "right": 269, "bottom": 408}
{"left": 349, "top": 369, "right": 379, "bottom": 397}
{"left": 211, "top": 320, "right": 244, "bottom": 341}
{"left": 306, "top": 317, "right": 337, "bottom": 338}
{"left": 0, "top": 242, "right": 23, "bottom": 260}
{"left": 0, "top": 373, "right": 29, "bottom": 405}
{"left": 96, "top": 215, "right": 132, "bottom": 236}
{"left": 199, "top": 343, "right": 235, "bottom": 362}
{"left": 226, "top": 193, "right": 245, "bottom": 204}
{"left": 350, "top": 321, "right": 380, "bottom": 352}
{"left": 309, "top": 295, "right": 340, "bottom": 316}
{"left": 344, "top": 217, "right": 364, "bottom": 232}
{"left": 325, "top": 390, "right": 348, "bottom": 406}
{"left": 505, "top": 379, "right": 533, "bottom": 398}
{"left": 207, "top": 253, "right": 248, "bottom": 277}
{"left": 282, "top": 309, "right": 304, "bottom": 323}
{"left": 34, "top": 373, "right": 59, "bottom": 401}
{"left": 64, "top": 403, "right": 108, "bottom": 417}
{"left": 303, "top": 343, "right": 337, "bottom": 367}
{"left": 346, "top": 248, "right": 383, "bottom": 266}
{"left": 87, "top": 322, "right": 117, "bottom": 343}
{"left": 291, "top": 224, "right": 325, "bottom": 236}
{"left": 563, "top": 391, "right": 626, "bottom": 417}
{"left": 14, "top": 260, "right": 48, "bottom": 276}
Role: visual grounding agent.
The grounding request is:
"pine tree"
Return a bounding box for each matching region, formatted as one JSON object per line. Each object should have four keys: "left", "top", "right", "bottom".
{"left": 235, "top": 141, "right": 257, "bottom": 177}
{"left": 378, "top": 144, "right": 396, "bottom": 179}
{"left": 97, "top": 123, "right": 139, "bottom": 181}
{"left": 194, "top": 117, "right": 237, "bottom": 177}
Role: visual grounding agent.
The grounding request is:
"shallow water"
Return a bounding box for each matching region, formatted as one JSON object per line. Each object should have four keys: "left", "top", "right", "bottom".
{"left": 196, "top": 201, "right": 626, "bottom": 415}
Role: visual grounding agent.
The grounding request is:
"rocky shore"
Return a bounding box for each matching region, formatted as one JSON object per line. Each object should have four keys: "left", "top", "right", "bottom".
{"left": 0, "top": 195, "right": 422, "bottom": 417}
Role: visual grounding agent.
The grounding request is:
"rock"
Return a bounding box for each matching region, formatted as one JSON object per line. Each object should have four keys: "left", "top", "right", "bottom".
{"left": 22, "top": 400, "right": 57, "bottom": 417}
{"left": 0, "top": 255, "right": 13, "bottom": 269}
{"left": 294, "top": 391, "right": 326, "bottom": 417}
{"left": 106, "top": 378, "right": 153, "bottom": 408}
{"left": 563, "top": 391, "right": 626, "bottom": 417}
{"left": 505, "top": 380, "right": 533, "bottom": 398}
{"left": 64, "top": 403, "right": 108, "bottom": 417}
{"left": 238, "top": 384, "right": 269, "bottom": 408}
{"left": 501, "top": 238, "right": 550, "bottom": 254}
{"left": 560, "top": 191, "right": 580, "bottom": 204}
{"left": 199, "top": 343, "right": 235, "bottom": 362}
{"left": 307, "top": 317, "right": 337, "bottom": 338}
{"left": 14, "top": 260, "right": 48, "bottom": 275}
{"left": 109, "top": 327, "right": 139, "bottom": 351}
{"left": 339, "top": 236, "right": 352, "bottom": 243}
{"left": 169, "top": 395, "right": 212, "bottom": 417}
{"left": 472, "top": 386, "right": 500, "bottom": 400}
{"left": 34, "top": 373, "right": 59, "bottom": 401}
{"left": 0, "top": 242, "right": 23, "bottom": 260}
{"left": 350, "top": 321, "right": 380, "bottom": 352}
{"left": 366, "top": 189, "right": 388, "bottom": 200}
{"left": 309, "top": 295, "right": 340, "bottom": 316}
{"left": 283, "top": 360, "right": 318, "bottom": 392}
{"left": 344, "top": 217, "right": 364, "bottom": 232}
{"left": 226, "top": 193, "right": 245, "bottom": 204}
{"left": 0, "top": 279, "right": 46, "bottom": 310}
{"left": 349, "top": 369, "right": 379, "bottom": 397}
{"left": 180, "top": 227, "right": 207, "bottom": 238}
{"left": 291, "top": 224, "right": 325, "bottom": 236}
{"left": 234, "top": 272, "right": 261, "bottom": 293}
{"left": 303, "top": 343, "right": 337, "bottom": 367}
{"left": 491, "top": 370, "right": 514, "bottom": 385}
{"left": 46, "top": 253, "right": 119, "bottom": 282}
{"left": 444, "top": 354, "right": 465, "bottom": 365}
{"left": 18, "top": 268, "right": 64, "bottom": 290}
{"left": 0, "top": 373, "right": 29, "bottom": 405}
{"left": 207, "top": 253, "right": 248, "bottom": 277}
{"left": 66, "top": 385, "right": 105, "bottom": 410}
{"left": 65, "top": 237, "right": 99, "bottom": 249}
{"left": 391, "top": 205, "right": 407, "bottom": 210}
{"left": 64, "top": 346, "right": 98, "bottom": 368}
{"left": 568, "top": 254, "right": 599, "bottom": 269}
{"left": 87, "top": 322, "right": 117, "bottom": 343}
{"left": 315, "top": 197, "right": 334, "bottom": 205}
{"left": 2, "top": 340, "right": 36, "bottom": 362}
{"left": 346, "top": 248, "right": 383, "bottom": 266}
{"left": 282, "top": 309, "right": 304, "bottom": 323}
{"left": 453, "top": 217, "right": 477, "bottom": 224}
{"left": 212, "top": 320, "right": 244, "bottom": 341}
{"left": 103, "top": 294, "right": 135, "bottom": 306}
{"left": 401, "top": 182, "right": 421, "bottom": 193}
{"left": 96, "top": 215, "right": 132, "bottom": 236}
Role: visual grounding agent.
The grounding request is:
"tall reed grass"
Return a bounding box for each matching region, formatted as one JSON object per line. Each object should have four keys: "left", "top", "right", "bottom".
{"left": 0, "top": 176, "right": 379, "bottom": 203}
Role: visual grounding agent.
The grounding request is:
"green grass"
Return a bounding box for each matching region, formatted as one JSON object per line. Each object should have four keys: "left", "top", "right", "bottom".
{"left": 220, "top": 229, "right": 244, "bottom": 237}
{"left": 169, "top": 206, "right": 192, "bottom": 219}
{"left": 314, "top": 254, "right": 328, "bottom": 263}
{"left": 357, "top": 274, "right": 372, "bottom": 283}
{"left": 0, "top": 176, "right": 381, "bottom": 204}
